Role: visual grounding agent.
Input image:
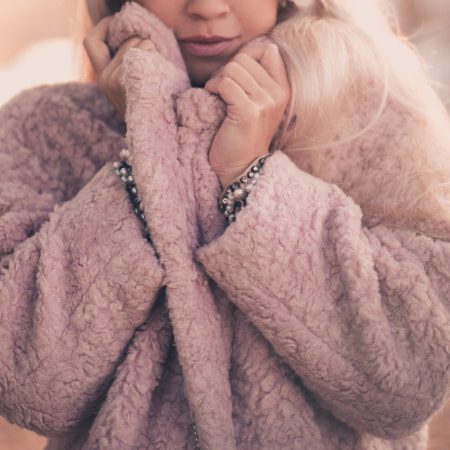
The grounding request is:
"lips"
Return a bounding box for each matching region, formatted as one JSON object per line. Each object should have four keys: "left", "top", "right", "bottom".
{"left": 178, "top": 34, "right": 237, "bottom": 57}
{"left": 180, "top": 39, "right": 235, "bottom": 57}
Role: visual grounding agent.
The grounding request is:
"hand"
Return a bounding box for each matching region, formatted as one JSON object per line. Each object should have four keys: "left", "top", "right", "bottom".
{"left": 204, "top": 42, "right": 291, "bottom": 187}
{"left": 83, "top": 16, "right": 157, "bottom": 119}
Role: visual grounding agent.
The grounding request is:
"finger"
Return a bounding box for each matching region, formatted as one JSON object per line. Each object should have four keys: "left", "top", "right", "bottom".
{"left": 228, "top": 52, "right": 288, "bottom": 109}
{"left": 230, "top": 52, "right": 275, "bottom": 91}
{"left": 205, "top": 77, "right": 249, "bottom": 115}
{"left": 110, "top": 37, "right": 156, "bottom": 71}
{"left": 109, "top": 62, "right": 125, "bottom": 91}
{"left": 135, "top": 39, "right": 156, "bottom": 52}
{"left": 103, "top": 63, "right": 124, "bottom": 103}
{"left": 83, "top": 16, "right": 113, "bottom": 74}
{"left": 260, "top": 44, "right": 291, "bottom": 93}
{"left": 105, "top": 36, "right": 142, "bottom": 74}
{"left": 207, "top": 61, "right": 265, "bottom": 99}
{"left": 240, "top": 43, "right": 290, "bottom": 93}
{"left": 238, "top": 41, "right": 269, "bottom": 63}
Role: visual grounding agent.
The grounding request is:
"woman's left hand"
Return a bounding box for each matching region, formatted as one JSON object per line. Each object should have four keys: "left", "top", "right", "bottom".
{"left": 204, "top": 42, "right": 291, "bottom": 187}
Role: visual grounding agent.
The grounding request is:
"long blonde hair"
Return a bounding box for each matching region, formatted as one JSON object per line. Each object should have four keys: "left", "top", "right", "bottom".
{"left": 80, "top": 0, "right": 450, "bottom": 238}
{"left": 270, "top": 0, "right": 450, "bottom": 238}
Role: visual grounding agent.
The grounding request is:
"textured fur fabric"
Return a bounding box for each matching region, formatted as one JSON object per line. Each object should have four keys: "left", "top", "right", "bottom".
{"left": 0, "top": 2, "right": 449, "bottom": 449}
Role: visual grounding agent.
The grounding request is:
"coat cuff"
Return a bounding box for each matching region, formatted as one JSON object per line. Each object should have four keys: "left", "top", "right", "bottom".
{"left": 195, "top": 149, "right": 337, "bottom": 286}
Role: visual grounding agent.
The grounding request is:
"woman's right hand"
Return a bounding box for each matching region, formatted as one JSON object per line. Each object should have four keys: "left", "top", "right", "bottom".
{"left": 83, "top": 16, "right": 157, "bottom": 119}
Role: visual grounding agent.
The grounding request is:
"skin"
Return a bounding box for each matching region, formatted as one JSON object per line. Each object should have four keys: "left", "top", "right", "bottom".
{"left": 83, "top": 0, "right": 292, "bottom": 187}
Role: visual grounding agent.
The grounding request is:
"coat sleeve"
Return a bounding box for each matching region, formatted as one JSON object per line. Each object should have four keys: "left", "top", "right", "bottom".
{"left": 0, "top": 87, "right": 164, "bottom": 437}
{"left": 195, "top": 149, "right": 450, "bottom": 440}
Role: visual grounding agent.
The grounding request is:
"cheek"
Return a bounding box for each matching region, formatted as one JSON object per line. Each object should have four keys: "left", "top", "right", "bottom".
{"left": 239, "top": 0, "right": 280, "bottom": 37}
{"left": 135, "top": 0, "right": 180, "bottom": 28}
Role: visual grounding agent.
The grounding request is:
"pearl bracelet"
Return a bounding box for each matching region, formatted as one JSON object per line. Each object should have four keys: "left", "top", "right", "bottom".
{"left": 218, "top": 153, "right": 271, "bottom": 224}
{"left": 112, "top": 148, "right": 160, "bottom": 260}
{"left": 113, "top": 147, "right": 270, "bottom": 249}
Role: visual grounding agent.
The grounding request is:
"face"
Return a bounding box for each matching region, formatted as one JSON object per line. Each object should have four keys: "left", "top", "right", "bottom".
{"left": 136, "top": 0, "right": 282, "bottom": 87}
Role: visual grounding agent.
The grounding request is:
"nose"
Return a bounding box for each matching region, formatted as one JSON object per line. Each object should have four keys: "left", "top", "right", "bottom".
{"left": 186, "top": 0, "right": 230, "bottom": 20}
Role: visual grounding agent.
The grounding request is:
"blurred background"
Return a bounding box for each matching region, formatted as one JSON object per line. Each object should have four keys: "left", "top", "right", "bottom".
{"left": 0, "top": 0, "right": 449, "bottom": 449}
{"left": 0, "top": 0, "right": 81, "bottom": 106}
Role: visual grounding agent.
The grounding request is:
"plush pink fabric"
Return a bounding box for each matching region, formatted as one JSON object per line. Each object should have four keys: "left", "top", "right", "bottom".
{"left": 0, "top": 2, "right": 449, "bottom": 449}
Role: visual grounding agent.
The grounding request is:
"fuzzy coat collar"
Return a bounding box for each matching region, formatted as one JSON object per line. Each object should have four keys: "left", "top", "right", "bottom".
{"left": 105, "top": 3, "right": 279, "bottom": 448}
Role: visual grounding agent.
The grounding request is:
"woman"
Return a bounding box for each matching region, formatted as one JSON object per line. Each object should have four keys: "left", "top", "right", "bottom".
{"left": 0, "top": 0, "right": 449, "bottom": 449}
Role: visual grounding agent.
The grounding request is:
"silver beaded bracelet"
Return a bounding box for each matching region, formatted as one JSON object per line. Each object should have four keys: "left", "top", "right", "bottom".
{"left": 218, "top": 153, "right": 271, "bottom": 224}
{"left": 112, "top": 148, "right": 160, "bottom": 260}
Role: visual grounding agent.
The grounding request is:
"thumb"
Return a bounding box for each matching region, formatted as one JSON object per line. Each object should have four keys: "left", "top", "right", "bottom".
{"left": 136, "top": 39, "right": 157, "bottom": 52}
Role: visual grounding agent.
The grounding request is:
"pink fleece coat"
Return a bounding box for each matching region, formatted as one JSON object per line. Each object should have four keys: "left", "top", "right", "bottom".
{"left": 0, "top": 2, "right": 449, "bottom": 449}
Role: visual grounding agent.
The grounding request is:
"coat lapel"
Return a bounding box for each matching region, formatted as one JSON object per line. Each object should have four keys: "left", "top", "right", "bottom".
{"left": 108, "top": 3, "right": 236, "bottom": 448}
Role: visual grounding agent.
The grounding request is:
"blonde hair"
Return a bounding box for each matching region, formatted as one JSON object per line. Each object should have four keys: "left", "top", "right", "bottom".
{"left": 80, "top": 0, "right": 450, "bottom": 238}
{"left": 270, "top": 0, "right": 450, "bottom": 238}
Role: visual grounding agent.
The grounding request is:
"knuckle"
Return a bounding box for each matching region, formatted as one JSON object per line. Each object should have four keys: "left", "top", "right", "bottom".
{"left": 273, "top": 88, "right": 284, "bottom": 103}
{"left": 224, "top": 60, "right": 240, "bottom": 74}
{"left": 233, "top": 52, "right": 245, "bottom": 61}
{"left": 265, "top": 43, "right": 278, "bottom": 55}
{"left": 274, "top": 85, "right": 289, "bottom": 104}
{"left": 247, "top": 104, "right": 262, "bottom": 119}
{"left": 219, "top": 76, "right": 232, "bottom": 88}
{"left": 233, "top": 52, "right": 249, "bottom": 64}
{"left": 266, "top": 96, "right": 278, "bottom": 109}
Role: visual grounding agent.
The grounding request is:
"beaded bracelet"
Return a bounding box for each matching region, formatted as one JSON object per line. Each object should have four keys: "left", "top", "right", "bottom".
{"left": 218, "top": 153, "right": 271, "bottom": 224}
{"left": 112, "top": 148, "right": 160, "bottom": 260}
{"left": 113, "top": 148, "right": 270, "bottom": 250}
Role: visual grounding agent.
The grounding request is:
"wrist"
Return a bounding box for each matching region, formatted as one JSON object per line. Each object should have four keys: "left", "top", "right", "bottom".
{"left": 218, "top": 171, "right": 245, "bottom": 189}
{"left": 215, "top": 153, "right": 271, "bottom": 188}
{"left": 217, "top": 153, "right": 272, "bottom": 224}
